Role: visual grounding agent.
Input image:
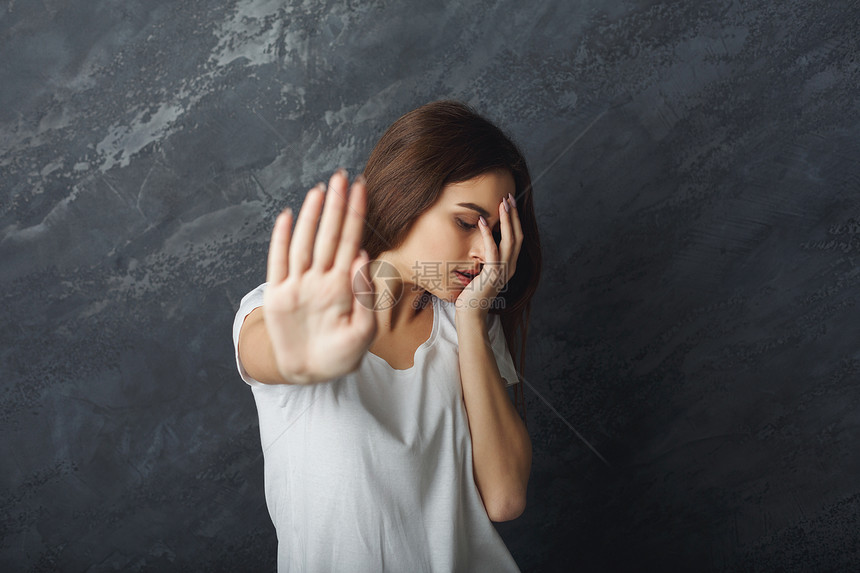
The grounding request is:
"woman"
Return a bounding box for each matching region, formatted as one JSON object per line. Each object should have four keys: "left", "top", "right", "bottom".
{"left": 232, "top": 100, "right": 542, "bottom": 572}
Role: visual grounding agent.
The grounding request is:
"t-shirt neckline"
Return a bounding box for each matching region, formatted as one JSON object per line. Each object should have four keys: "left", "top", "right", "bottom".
{"left": 365, "top": 293, "right": 440, "bottom": 374}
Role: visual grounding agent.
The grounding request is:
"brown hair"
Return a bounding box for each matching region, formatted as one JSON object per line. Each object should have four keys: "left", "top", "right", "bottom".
{"left": 360, "top": 100, "right": 542, "bottom": 427}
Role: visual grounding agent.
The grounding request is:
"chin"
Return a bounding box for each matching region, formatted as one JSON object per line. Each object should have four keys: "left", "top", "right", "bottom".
{"left": 444, "top": 286, "right": 467, "bottom": 303}
{"left": 426, "top": 284, "right": 462, "bottom": 304}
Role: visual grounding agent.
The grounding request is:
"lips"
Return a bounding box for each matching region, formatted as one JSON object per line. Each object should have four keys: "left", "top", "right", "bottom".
{"left": 454, "top": 270, "right": 476, "bottom": 286}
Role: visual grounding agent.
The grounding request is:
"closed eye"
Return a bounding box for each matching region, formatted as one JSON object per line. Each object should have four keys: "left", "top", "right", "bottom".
{"left": 456, "top": 218, "right": 477, "bottom": 230}
{"left": 456, "top": 218, "right": 502, "bottom": 244}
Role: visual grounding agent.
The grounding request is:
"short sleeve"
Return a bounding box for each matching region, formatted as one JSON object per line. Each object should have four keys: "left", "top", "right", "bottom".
{"left": 487, "top": 313, "right": 520, "bottom": 388}
{"left": 232, "top": 282, "right": 268, "bottom": 387}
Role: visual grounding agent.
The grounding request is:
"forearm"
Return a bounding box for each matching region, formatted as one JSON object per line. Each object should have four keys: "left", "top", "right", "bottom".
{"left": 456, "top": 313, "right": 532, "bottom": 521}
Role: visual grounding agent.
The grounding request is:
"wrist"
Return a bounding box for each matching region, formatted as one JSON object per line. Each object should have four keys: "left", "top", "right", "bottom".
{"left": 455, "top": 308, "right": 488, "bottom": 331}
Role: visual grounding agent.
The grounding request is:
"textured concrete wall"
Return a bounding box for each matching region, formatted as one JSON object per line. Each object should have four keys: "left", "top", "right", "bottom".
{"left": 2, "top": 0, "right": 859, "bottom": 571}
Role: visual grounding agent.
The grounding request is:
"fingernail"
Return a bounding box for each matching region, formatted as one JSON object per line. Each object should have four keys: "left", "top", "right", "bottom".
{"left": 503, "top": 198, "right": 510, "bottom": 213}
{"left": 479, "top": 215, "right": 487, "bottom": 226}
{"left": 355, "top": 174, "right": 366, "bottom": 185}
{"left": 508, "top": 192, "right": 515, "bottom": 206}
{"left": 337, "top": 167, "right": 348, "bottom": 178}
{"left": 316, "top": 181, "right": 326, "bottom": 192}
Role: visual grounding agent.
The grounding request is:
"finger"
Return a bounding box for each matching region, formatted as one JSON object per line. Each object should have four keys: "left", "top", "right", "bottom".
{"left": 495, "top": 198, "right": 513, "bottom": 286}
{"left": 266, "top": 208, "right": 293, "bottom": 284}
{"left": 313, "top": 169, "right": 349, "bottom": 272}
{"left": 498, "top": 198, "right": 512, "bottom": 261}
{"left": 508, "top": 192, "right": 524, "bottom": 259}
{"left": 334, "top": 175, "right": 368, "bottom": 273}
{"left": 290, "top": 182, "right": 326, "bottom": 278}
{"left": 350, "top": 248, "right": 376, "bottom": 331}
{"left": 479, "top": 214, "right": 502, "bottom": 288}
{"left": 480, "top": 213, "right": 498, "bottom": 264}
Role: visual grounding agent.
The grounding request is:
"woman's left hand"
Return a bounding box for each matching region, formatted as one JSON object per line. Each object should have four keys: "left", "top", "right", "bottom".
{"left": 455, "top": 192, "right": 523, "bottom": 320}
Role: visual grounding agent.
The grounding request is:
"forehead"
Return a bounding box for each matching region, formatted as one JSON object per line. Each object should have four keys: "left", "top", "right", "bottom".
{"left": 438, "top": 170, "right": 515, "bottom": 204}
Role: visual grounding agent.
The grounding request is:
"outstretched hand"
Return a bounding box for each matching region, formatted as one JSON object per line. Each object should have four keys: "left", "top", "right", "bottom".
{"left": 262, "top": 169, "right": 377, "bottom": 384}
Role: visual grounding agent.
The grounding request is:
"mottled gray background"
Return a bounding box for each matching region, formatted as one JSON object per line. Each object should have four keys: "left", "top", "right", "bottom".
{"left": 2, "top": 0, "right": 859, "bottom": 571}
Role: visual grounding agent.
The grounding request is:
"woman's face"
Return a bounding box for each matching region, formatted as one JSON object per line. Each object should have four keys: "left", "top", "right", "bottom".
{"left": 386, "top": 169, "right": 516, "bottom": 303}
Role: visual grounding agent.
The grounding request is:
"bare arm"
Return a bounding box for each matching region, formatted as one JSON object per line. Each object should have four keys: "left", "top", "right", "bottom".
{"left": 454, "top": 187, "right": 530, "bottom": 522}
{"left": 457, "top": 313, "right": 532, "bottom": 522}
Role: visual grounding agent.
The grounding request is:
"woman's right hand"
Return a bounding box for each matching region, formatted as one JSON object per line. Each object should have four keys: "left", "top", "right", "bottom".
{"left": 262, "top": 169, "right": 377, "bottom": 384}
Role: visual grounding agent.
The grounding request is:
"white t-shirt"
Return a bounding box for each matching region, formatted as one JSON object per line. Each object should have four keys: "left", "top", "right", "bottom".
{"left": 232, "top": 282, "right": 522, "bottom": 573}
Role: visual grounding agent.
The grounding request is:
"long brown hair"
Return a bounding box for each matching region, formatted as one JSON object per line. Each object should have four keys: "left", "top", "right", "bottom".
{"left": 360, "top": 100, "right": 542, "bottom": 426}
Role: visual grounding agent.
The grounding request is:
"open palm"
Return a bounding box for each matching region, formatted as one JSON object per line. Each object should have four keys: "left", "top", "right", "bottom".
{"left": 262, "top": 170, "right": 377, "bottom": 384}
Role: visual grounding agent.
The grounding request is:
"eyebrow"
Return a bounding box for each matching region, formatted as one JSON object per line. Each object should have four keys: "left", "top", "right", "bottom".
{"left": 456, "top": 202, "right": 491, "bottom": 219}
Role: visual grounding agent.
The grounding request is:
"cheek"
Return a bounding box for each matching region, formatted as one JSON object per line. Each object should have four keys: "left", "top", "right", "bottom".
{"left": 414, "top": 237, "right": 463, "bottom": 284}
{"left": 424, "top": 234, "right": 446, "bottom": 251}
{"left": 417, "top": 237, "right": 449, "bottom": 267}
{"left": 409, "top": 217, "right": 465, "bottom": 271}
{"left": 417, "top": 223, "right": 451, "bottom": 252}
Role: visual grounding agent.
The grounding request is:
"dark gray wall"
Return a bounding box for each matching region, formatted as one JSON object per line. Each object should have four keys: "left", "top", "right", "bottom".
{"left": 2, "top": 0, "right": 858, "bottom": 571}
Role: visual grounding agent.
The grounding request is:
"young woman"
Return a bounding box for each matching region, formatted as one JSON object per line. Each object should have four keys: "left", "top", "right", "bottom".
{"left": 232, "top": 100, "right": 542, "bottom": 572}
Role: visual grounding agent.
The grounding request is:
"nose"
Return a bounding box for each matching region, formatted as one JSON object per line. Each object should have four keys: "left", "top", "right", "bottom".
{"left": 469, "top": 236, "right": 486, "bottom": 266}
